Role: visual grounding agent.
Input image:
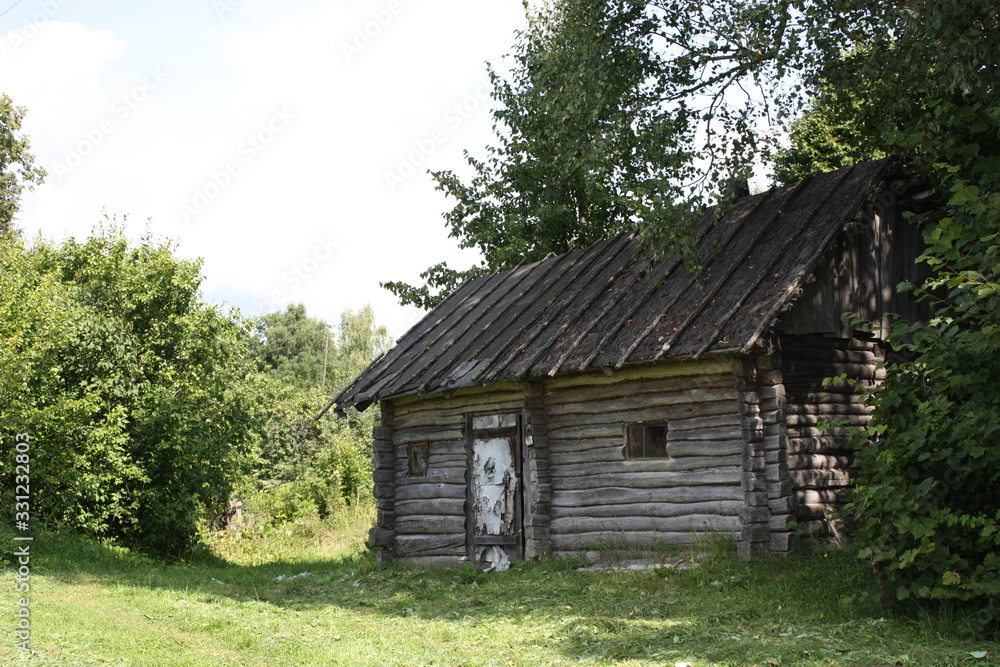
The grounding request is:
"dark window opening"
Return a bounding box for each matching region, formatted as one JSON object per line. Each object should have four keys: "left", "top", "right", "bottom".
{"left": 408, "top": 442, "right": 429, "bottom": 475}
{"left": 625, "top": 423, "right": 669, "bottom": 459}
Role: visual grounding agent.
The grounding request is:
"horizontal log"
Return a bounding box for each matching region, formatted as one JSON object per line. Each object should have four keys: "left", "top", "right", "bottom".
{"left": 797, "top": 489, "right": 840, "bottom": 505}
{"left": 394, "top": 534, "right": 466, "bottom": 557}
{"left": 551, "top": 529, "right": 738, "bottom": 551}
{"left": 429, "top": 453, "right": 467, "bottom": 467}
{"left": 396, "top": 482, "right": 466, "bottom": 501}
{"left": 397, "top": 555, "right": 468, "bottom": 567}
{"left": 551, "top": 514, "right": 740, "bottom": 535}
{"left": 394, "top": 468, "right": 465, "bottom": 485}
{"left": 546, "top": 388, "right": 738, "bottom": 419}
{"left": 394, "top": 515, "right": 465, "bottom": 535}
{"left": 784, "top": 402, "right": 872, "bottom": 416}
{"left": 784, "top": 377, "right": 876, "bottom": 392}
{"left": 552, "top": 467, "right": 741, "bottom": 491}
{"left": 788, "top": 454, "right": 851, "bottom": 471}
{"left": 785, "top": 414, "right": 869, "bottom": 428}
{"left": 786, "top": 390, "right": 870, "bottom": 404}
{"left": 549, "top": 439, "right": 744, "bottom": 466}
{"left": 546, "top": 400, "right": 739, "bottom": 435}
{"left": 392, "top": 383, "right": 523, "bottom": 416}
{"left": 393, "top": 425, "right": 463, "bottom": 445}
{"left": 555, "top": 484, "right": 743, "bottom": 508}
{"left": 554, "top": 455, "right": 742, "bottom": 479}
{"left": 546, "top": 372, "right": 736, "bottom": 400}
{"left": 545, "top": 361, "right": 734, "bottom": 393}
{"left": 551, "top": 499, "right": 742, "bottom": 520}
{"left": 789, "top": 469, "right": 851, "bottom": 488}
{"left": 787, "top": 424, "right": 863, "bottom": 439}
{"left": 671, "top": 413, "right": 744, "bottom": 432}
{"left": 783, "top": 361, "right": 885, "bottom": 380}
{"left": 667, "top": 439, "right": 745, "bottom": 457}
{"left": 395, "top": 498, "right": 466, "bottom": 517}
{"left": 788, "top": 436, "right": 852, "bottom": 454}
{"left": 549, "top": 444, "right": 626, "bottom": 465}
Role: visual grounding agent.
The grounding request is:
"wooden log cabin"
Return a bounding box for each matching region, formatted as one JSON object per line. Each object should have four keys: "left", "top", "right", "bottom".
{"left": 325, "top": 158, "right": 937, "bottom": 569}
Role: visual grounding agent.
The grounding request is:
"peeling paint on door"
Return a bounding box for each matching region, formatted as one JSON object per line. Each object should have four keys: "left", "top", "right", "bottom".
{"left": 472, "top": 437, "right": 517, "bottom": 537}
{"left": 467, "top": 413, "right": 522, "bottom": 572}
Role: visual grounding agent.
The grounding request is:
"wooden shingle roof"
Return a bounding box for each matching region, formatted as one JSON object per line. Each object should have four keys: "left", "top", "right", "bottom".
{"left": 334, "top": 158, "right": 897, "bottom": 411}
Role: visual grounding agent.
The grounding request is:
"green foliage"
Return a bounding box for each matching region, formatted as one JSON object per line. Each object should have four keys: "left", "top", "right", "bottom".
{"left": 252, "top": 304, "right": 330, "bottom": 389}
{"left": 384, "top": 0, "right": 696, "bottom": 308}
{"left": 0, "top": 93, "right": 46, "bottom": 233}
{"left": 844, "top": 121, "right": 1000, "bottom": 630}
{"left": 252, "top": 303, "right": 389, "bottom": 390}
{"left": 0, "top": 225, "right": 267, "bottom": 556}
{"left": 246, "top": 304, "right": 387, "bottom": 523}
{"left": 250, "top": 382, "right": 375, "bottom": 520}
{"left": 771, "top": 55, "right": 887, "bottom": 185}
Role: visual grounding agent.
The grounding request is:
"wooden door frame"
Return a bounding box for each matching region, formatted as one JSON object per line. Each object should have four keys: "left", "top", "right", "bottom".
{"left": 464, "top": 411, "right": 524, "bottom": 565}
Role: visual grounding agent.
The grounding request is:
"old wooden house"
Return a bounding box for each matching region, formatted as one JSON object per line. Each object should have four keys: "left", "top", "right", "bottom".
{"left": 327, "top": 157, "right": 936, "bottom": 569}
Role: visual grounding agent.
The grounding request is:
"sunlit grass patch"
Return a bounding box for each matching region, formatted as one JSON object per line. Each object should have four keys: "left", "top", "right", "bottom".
{"left": 2, "top": 512, "right": 997, "bottom": 665}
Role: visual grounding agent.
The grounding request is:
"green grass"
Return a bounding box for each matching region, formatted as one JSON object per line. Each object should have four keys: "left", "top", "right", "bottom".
{"left": 2, "top": 510, "right": 998, "bottom": 666}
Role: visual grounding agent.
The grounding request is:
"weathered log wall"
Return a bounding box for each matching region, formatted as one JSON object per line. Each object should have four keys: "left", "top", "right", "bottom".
{"left": 384, "top": 382, "right": 524, "bottom": 565}
{"left": 778, "top": 334, "right": 883, "bottom": 538}
{"left": 542, "top": 361, "right": 744, "bottom": 553}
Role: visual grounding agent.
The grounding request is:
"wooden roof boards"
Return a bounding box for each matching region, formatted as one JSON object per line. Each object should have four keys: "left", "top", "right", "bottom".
{"left": 333, "top": 158, "right": 898, "bottom": 411}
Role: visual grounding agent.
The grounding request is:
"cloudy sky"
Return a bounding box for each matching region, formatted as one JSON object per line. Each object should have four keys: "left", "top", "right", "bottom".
{"left": 1, "top": 0, "right": 531, "bottom": 338}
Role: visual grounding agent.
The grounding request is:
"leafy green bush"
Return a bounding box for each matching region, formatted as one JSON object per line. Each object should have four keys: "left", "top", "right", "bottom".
{"left": 0, "top": 227, "right": 268, "bottom": 557}
{"left": 846, "top": 150, "right": 1000, "bottom": 633}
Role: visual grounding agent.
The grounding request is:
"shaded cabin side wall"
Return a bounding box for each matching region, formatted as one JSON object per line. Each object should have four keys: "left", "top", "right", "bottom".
{"left": 541, "top": 361, "right": 745, "bottom": 554}
{"left": 383, "top": 382, "right": 524, "bottom": 566}
{"left": 778, "top": 334, "right": 884, "bottom": 537}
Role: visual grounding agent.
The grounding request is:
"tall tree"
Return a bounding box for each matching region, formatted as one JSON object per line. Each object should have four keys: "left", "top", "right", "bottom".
{"left": 0, "top": 93, "right": 45, "bottom": 233}
{"left": 383, "top": 0, "right": 696, "bottom": 309}
{"left": 252, "top": 303, "right": 330, "bottom": 389}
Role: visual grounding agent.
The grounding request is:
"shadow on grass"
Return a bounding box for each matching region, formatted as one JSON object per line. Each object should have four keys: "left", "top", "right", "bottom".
{"left": 12, "top": 528, "right": 997, "bottom": 665}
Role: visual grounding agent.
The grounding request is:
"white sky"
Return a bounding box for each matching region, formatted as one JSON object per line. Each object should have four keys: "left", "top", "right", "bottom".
{"left": 1, "top": 0, "right": 531, "bottom": 339}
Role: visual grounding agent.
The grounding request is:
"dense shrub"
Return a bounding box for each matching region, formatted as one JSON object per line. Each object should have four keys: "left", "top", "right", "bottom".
{"left": 0, "top": 228, "right": 268, "bottom": 557}
{"left": 846, "top": 156, "right": 1000, "bottom": 632}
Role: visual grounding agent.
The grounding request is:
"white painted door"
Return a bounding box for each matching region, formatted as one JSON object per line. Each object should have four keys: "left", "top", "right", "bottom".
{"left": 468, "top": 413, "right": 522, "bottom": 571}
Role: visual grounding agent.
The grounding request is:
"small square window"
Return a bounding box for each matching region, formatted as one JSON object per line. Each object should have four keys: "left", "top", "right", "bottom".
{"left": 626, "top": 423, "right": 669, "bottom": 459}
{"left": 408, "top": 442, "right": 429, "bottom": 475}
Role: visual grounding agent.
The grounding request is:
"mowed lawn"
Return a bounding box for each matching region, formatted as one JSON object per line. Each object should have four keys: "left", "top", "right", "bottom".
{"left": 2, "top": 511, "right": 997, "bottom": 666}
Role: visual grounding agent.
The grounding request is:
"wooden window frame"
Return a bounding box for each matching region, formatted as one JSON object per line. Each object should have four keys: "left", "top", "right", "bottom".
{"left": 408, "top": 442, "right": 429, "bottom": 476}
{"left": 624, "top": 422, "right": 670, "bottom": 460}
